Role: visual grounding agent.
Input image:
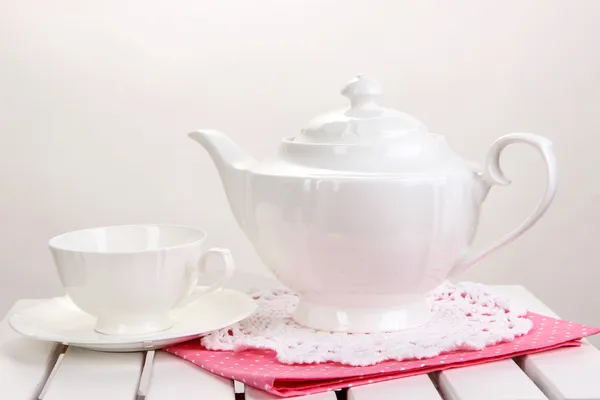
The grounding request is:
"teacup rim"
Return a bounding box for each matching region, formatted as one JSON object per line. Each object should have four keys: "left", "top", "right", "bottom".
{"left": 48, "top": 224, "right": 207, "bottom": 255}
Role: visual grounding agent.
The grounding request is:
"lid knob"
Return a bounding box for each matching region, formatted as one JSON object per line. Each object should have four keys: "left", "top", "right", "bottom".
{"left": 293, "top": 74, "right": 427, "bottom": 144}
{"left": 341, "top": 74, "right": 384, "bottom": 117}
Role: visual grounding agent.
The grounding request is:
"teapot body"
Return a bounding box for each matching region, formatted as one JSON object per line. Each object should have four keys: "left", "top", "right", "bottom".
{"left": 240, "top": 161, "right": 486, "bottom": 331}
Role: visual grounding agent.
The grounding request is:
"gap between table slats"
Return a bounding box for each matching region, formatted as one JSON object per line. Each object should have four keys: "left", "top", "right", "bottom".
{"left": 36, "top": 344, "right": 67, "bottom": 400}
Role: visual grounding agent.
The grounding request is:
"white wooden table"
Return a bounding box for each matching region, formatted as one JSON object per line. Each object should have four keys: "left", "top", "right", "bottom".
{"left": 2, "top": 274, "right": 600, "bottom": 400}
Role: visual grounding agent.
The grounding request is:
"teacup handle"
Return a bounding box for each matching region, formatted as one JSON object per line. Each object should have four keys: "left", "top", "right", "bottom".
{"left": 176, "top": 247, "right": 236, "bottom": 307}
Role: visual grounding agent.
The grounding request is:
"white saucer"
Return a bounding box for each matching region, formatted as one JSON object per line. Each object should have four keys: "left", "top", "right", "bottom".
{"left": 8, "top": 288, "right": 256, "bottom": 352}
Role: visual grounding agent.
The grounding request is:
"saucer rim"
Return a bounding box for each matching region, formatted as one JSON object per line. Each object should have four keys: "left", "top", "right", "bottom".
{"left": 8, "top": 288, "right": 256, "bottom": 347}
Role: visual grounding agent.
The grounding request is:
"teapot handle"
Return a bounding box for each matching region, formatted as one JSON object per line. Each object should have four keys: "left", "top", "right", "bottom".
{"left": 449, "top": 133, "right": 558, "bottom": 277}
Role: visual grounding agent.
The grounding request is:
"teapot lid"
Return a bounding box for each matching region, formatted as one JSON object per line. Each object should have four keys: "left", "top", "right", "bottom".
{"left": 292, "top": 74, "right": 428, "bottom": 145}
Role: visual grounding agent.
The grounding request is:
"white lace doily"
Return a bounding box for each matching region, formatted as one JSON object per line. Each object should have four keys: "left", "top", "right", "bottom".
{"left": 201, "top": 281, "right": 533, "bottom": 366}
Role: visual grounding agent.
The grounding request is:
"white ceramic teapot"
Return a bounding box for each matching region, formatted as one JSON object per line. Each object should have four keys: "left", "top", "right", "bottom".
{"left": 188, "top": 74, "right": 557, "bottom": 333}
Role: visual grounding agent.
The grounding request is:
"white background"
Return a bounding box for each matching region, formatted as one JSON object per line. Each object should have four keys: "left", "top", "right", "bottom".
{"left": 1, "top": 1, "right": 599, "bottom": 346}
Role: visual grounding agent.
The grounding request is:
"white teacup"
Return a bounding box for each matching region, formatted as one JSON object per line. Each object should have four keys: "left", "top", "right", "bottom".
{"left": 48, "top": 224, "right": 235, "bottom": 335}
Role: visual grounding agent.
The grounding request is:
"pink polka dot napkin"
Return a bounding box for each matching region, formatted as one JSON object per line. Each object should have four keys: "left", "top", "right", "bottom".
{"left": 166, "top": 312, "right": 600, "bottom": 398}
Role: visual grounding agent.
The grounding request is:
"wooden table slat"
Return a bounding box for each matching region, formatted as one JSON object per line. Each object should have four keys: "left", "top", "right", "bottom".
{"left": 147, "top": 351, "right": 235, "bottom": 399}
{"left": 347, "top": 374, "right": 442, "bottom": 400}
{"left": 0, "top": 301, "right": 61, "bottom": 400}
{"left": 437, "top": 359, "right": 548, "bottom": 400}
{"left": 43, "top": 346, "right": 143, "bottom": 400}
{"left": 497, "top": 286, "right": 600, "bottom": 400}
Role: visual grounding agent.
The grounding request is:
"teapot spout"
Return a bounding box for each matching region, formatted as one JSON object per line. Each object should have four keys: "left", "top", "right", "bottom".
{"left": 188, "top": 129, "right": 255, "bottom": 234}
